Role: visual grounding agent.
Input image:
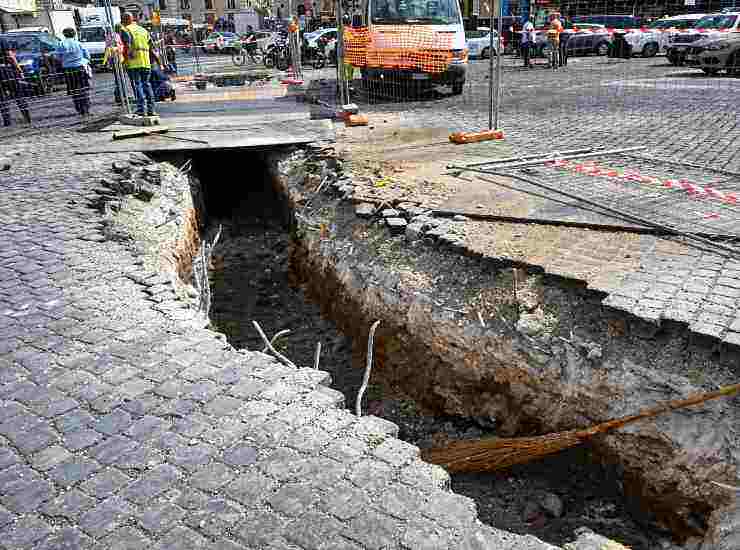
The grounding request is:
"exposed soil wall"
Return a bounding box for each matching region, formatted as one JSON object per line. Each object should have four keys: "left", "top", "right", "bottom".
{"left": 265, "top": 147, "right": 739, "bottom": 548}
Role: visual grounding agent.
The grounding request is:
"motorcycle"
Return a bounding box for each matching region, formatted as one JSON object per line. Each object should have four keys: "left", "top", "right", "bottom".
{"left": 263, "top": 35, "right": 290, "bottom": 71}
{"left": 312, "top": 36, "right": 337, "bottom": 69}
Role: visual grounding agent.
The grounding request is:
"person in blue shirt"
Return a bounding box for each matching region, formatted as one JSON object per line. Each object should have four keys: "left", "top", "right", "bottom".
{"left": 56, "top": 27, "right": 91, "bottom": 116}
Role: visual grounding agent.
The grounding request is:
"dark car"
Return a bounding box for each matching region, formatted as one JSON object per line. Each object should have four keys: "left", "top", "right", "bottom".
{"left": 571, "top": 15, "right": 642, "bottom": 30}
{"left": 684, "top": 33, "right": 740, "bottom": 75}
{"left": 0, "top": 32, "right": 64, "bottom": 95}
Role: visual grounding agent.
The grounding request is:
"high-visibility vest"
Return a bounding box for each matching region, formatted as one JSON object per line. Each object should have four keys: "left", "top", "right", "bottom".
{"left": 125, "top": 23, "right": 151, "bottom": 69}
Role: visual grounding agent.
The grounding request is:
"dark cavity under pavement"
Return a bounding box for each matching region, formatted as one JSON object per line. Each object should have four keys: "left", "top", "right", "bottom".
{"left": 192, "top": 150, "right": 674, "bottom": 550}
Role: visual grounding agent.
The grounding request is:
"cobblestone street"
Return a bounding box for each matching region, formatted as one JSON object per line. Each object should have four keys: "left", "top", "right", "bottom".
{"left": 0, "top": 132, "right": 559, "bottom": 548}
{"left": 1, "top": 45, "right": 739, "bottom": 550}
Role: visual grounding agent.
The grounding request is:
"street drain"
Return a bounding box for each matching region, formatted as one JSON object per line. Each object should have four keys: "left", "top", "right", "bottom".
{"left": 190, "top": 149, "right": 689, "bottom": 550}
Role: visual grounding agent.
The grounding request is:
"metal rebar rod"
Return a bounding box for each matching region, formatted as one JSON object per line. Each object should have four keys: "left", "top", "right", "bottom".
{"left": 494, "top": 4, "right": 504, "bottom": 130}
{"left": 488, "top": 18, "right": 495, "bottom": 129}
{"left": 447, "top": 147, "right": 595, "bottom": 170}
{"left": 449, "top": 146, "right": 648, "bottom": 172}
{"left": 461, "top": 166, "right": 740, "bottom": 259}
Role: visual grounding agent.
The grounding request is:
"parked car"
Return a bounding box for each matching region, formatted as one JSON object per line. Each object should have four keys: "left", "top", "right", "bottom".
{"left": 0, "top": 31, "right": 64, "bottom": 95}
{"left": 571, "top": 15, "right": 642, "bottom": 30}
{"left": 614, "top": 13, "right": 707, "bottom": 58}
{"left": 465, "top": 29, "right": 501, "bottom": 58}
{"left": 251, "top": 31, "right": 276, "bottom": 52}
{"left": 201, "top": 31, "right": 241, "bottom": 53}
{"left": 684, "top": 32, "right": 740, "bottom": 75}
{"left": 667, "top": 12, "right": 740, "bottom": 66}
{"left": 305, "top": 27, "right": 337, "bottom": 50}
{"left": 519, "top": 23, "right": 610, "bottom": 57}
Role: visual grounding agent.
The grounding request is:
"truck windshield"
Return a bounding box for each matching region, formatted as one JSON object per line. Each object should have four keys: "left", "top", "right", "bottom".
{"left": 79, "top": 28, "right": 106, "bottom": 42}
{"left": 694, "top": 14, "right": 737, "bottom": 29}
{"left": 371, "top": 0, "right": 461, "bottom": 25}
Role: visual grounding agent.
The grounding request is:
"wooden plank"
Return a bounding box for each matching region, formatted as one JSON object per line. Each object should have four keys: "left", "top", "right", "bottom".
{"left": 113, "top": 127, "right": 170, "bottom": 141}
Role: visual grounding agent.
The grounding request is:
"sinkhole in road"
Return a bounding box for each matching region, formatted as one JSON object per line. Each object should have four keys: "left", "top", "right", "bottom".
{"left": 190, "top": 149, "right": 675, "bottom": 550}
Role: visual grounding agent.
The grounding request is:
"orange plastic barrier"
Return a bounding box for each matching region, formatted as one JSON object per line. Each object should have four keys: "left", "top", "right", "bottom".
{"left": 449, "top": 130, "right": 505, "bottom": 144}
{"left": 345, "top": 114, "right": 369, "bottom": 127}
{"left": 344, "top": 25, "right": 456, "bottom": 74}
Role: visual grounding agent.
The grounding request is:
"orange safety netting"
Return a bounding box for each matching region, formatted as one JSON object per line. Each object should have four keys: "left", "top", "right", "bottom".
{"left": 343, "top": 25, "right": 457, "bottom": 74}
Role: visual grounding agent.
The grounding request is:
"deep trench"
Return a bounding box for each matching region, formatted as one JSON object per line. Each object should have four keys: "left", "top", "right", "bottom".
{"left": 189, "top": 149, "right": 675, "bottom": 550}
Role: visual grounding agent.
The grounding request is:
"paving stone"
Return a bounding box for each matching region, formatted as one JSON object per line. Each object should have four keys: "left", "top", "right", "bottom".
{"left": 91, "top": 526, "right": 151, "bottom": 550}
{"left": 283, "top": 511, "right": 342, "bottom": 550}
{"left": 347, "top": 458, "right": 394, "bottom": 494}
{"left": 318, "top": 481, "right": 372, "bottom": 521}
{"left": 41, "top": 490, "right": 95, "bottom": 520}
{"left": 32, "top": 526, "right": 91, "bottom": 550}
{"left": 0, "top": 515, "right": 52, "bottom": 549}
{"left": 189, "top": 463, "right": 235, "bottom": 492}
{"left": 79, "top": 497, "right": 135, "bottom": 538}
{"left": 95, "top": 409, "right": 134, "bottom": 435}
{"left": 88, "top": 435, "right": 139, "bottom": 465}
{"left": 268, "top": 483, "right": 320, "bottom": 516}
{"left": 421, "top": 490, "right": 477, "bottom": 528}
{"left": 223, "top": 444, "right": 258, "bottom": 467}
{"left": 169, "top": 442, "right": 217, "bottom": 472}
{"left": 224, "top": 471, "right": 277, "bottom": 505}
{"left": 122, "top": 464, "right": 180, "bottom": 503}
{"left": 30, "top": 445, "right": 72, "bottom": 471}
{"left": 158, "top": 525, "right": 211, "bottom": 550}
{"left": 80, "top": 469, "right": 132, "bottom": 499}
{"left": 64, "top": 429, "right": 103, "bottom": 451}
{"left": 345, "top": 510, "right": 402, "bottom": 550}
{"left": 48, "top": 458, "right": 101, "bottom": 487}
{"left": 137, "top": 502, "right": 186, "bottom": 534}
{"left": 401, "top": 519, "right": 456, "bottom": 550}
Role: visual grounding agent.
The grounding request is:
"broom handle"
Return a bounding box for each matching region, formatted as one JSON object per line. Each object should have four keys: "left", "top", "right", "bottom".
{"left": 576, "top": 382, "right": 740, "bottom": 439}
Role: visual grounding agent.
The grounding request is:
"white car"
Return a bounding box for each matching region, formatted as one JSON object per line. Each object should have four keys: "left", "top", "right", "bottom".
{"left": 202, "top": 32, "right": 241, "bottom": 53}
{"left": 465, "top": 28, "right": 501, "bottom": 58}
{"left": 615, "top": 13, "right": 706, "bottom": 57}
{"left": 306, "top": 27, "right": 337, "bottom": 49}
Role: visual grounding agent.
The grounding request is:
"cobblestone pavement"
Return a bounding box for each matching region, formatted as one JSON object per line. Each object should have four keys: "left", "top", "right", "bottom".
{"left": 346, "top": 55, "right": 740, "bottom": 349}
{"left": 0, "top": 132, "right": 558, "bottom": 549}
{"left": 356, "top": 56, "right": 740, "bottom": 173}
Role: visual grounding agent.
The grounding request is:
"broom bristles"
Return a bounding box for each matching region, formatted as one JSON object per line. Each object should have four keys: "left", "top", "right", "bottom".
{"left": 423, "top": 382, "right": 740, "bottom": 473}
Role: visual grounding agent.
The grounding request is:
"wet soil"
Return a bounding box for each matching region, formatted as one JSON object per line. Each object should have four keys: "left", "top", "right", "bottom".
{"left": 202, "top": 159, "right": 671, "bottom": 550}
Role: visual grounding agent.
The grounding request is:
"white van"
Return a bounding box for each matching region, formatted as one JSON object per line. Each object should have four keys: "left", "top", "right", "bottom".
{"left": 348, "top": 0, "right": 468, "bottom": 94}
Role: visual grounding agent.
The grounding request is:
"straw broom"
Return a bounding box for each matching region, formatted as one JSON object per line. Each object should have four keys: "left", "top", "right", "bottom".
{"left": 422, "top": 382, "right": 740, "bottom": 473}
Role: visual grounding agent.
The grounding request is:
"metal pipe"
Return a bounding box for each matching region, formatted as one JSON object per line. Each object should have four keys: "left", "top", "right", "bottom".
{"left": 487, "top": 13, "right": 495, "bottom": 129}
{"left": 459, "top": 166, "right": 740, "bottom": 259}
{"left": 493, "top": 1, "right": 504, "bottom": 129}
{"left": 449, "top": 146, "right": 648, "bottom": 172}
{"left": 335, "top": 0, "right": 349, "bottom": 106}
{"left": 447, "top": 147, "right": 595, "bottom": 169}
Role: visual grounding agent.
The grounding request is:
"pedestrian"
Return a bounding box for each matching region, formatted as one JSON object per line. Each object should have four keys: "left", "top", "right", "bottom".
{"left": 0, "top": 38, "right": 31, "bottom": 126}
{"left": 103, "top": 26, "right": 125, "bottom": 105}
{"left": 121, "top": 12, "right": 160, "bottom": 117}
{"left": 521, "top": 18, "right": 535, "bottom": 68}
{"left": 57, "top": 27, "right": 92, "bottom": 117}
{"left": 546, "top": 12, "right": 563, "bottom": 69}
{"left": 559, "top": 17, "right": 570, "bottom": 67}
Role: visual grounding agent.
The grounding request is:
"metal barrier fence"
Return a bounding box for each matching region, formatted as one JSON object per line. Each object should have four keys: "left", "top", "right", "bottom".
{"left": 0, "top": 64, "right": 124, "bottom": 139}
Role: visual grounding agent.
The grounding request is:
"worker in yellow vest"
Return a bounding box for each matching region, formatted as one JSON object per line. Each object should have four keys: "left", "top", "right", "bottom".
{"left": 121, "top": 13, "right": 160, "bottom": 116}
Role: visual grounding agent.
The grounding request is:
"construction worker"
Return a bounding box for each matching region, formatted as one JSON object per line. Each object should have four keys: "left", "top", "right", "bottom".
{"left": 103, "top": 25, "right": 125, "bottom": 105}
{"left": 57, "top": 27, "right": 92, "bottom": 117}
{"left": 546, "top": 12, "right": 563, "bottom": 69}
{"left": 121, "top": 12, "right": 160, "bottom": 116}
